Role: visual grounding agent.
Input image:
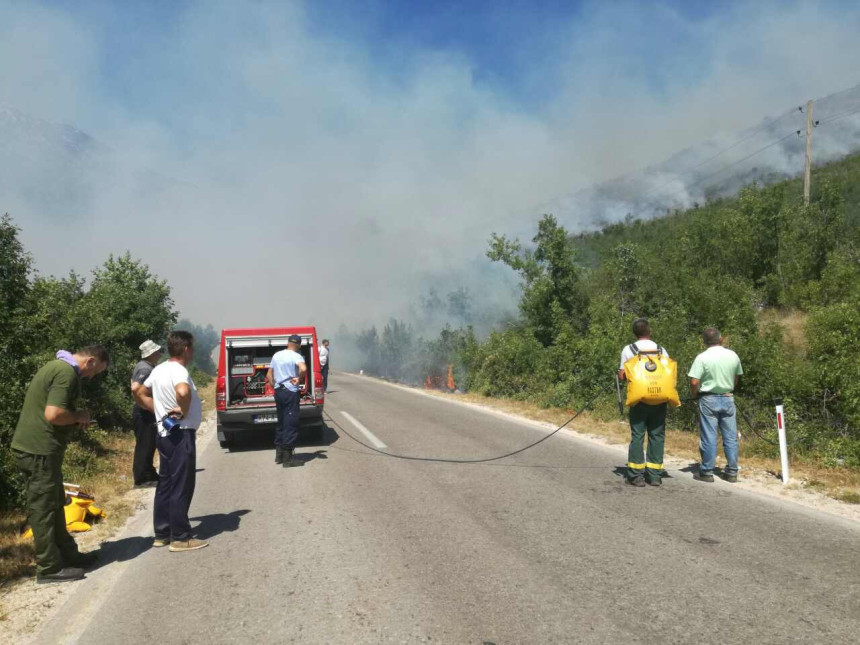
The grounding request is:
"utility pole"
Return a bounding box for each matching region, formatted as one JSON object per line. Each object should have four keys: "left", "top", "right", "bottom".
{"left": 803, "top": 99, "right": 814, "bottom": 206}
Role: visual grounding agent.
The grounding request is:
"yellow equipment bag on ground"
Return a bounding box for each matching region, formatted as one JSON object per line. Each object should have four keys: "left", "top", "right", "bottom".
{"left": 623, "top": 345, "right": 681, "bottom": 407}
{"left": 22, "top": 485, "right": 107, "bottom": 538}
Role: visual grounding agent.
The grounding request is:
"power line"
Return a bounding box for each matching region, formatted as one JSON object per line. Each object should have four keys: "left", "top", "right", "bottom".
{"left": 681, "top": 130, "right": 799, "bottom": 194}
{"left": 671, "top": 109, "right": 797, "bottom": 176}
{"left": 662, "top": 103, "right": 860, "bottom": 202}
{"left": 636, "top": 109, "right": 799, "bottom": 202}
{"left": 817, "top": 106, "right": 860, "bottom": 126}
{"left": 640, "top": 81, "right": 860, "bottom": 203}
{"left": 810, "top": 79, "right": 860, "bottom": 106}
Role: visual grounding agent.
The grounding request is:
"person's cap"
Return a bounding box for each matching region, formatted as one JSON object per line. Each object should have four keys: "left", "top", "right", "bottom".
{"left": 139, "top": 340, "right": 162, "bottom": 359}
{"left": 287, "top": 334, "right": 302, "bottom": 345}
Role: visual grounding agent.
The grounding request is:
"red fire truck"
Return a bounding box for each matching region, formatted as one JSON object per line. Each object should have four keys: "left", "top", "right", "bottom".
{"left": 215, "top": 326, "right": 325, "bottom": 449}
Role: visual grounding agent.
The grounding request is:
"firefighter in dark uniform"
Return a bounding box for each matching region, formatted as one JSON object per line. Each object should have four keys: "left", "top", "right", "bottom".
{"left": 267, "top": 334, "right": 307, "bottom": 467}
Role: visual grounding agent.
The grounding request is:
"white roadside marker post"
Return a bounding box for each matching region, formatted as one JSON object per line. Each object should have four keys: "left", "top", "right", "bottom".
{"left": 775, "top": 398, "right": 790, "bottom": 484}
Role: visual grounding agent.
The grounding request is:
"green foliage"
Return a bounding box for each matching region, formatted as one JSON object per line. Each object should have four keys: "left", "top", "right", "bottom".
{"left": 465, "top": 326, "right": 544, "bottom": 398}
{"left": 469, "top": 154, "right": 860, "bottom": 466}
{"left": 380, "top": 319, "right": 415, "bottom": 382}
{"left": 353, "top": 326, "right": 382, "bottom": 375}
{"left": 350, "top": 152, "right": 860, "bottom": 468}
{"left": 176, "top": 319, "right": 219, "bottom": 375}
{"left": 807, "top": 292, "right": 860, "bottom": 431}
{"left": 0, "top": 219, "right": 192, "bottom": 509}
{"left": 488, "top": 214, "right": 589, "bottom": 345}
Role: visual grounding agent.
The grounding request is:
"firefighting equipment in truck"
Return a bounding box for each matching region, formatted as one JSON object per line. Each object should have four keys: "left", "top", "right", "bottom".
{"left": 623, "top": 345, "right": 681, "bottom": 407}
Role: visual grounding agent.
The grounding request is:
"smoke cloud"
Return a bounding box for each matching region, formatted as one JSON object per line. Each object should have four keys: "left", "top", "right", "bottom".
{"left": 2, "top": 1, "right": 860, "bottom": 334}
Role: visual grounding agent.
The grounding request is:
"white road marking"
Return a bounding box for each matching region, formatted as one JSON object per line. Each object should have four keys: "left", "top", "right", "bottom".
{"left": 341, "top": 411, "right": 387, "bottom": 449}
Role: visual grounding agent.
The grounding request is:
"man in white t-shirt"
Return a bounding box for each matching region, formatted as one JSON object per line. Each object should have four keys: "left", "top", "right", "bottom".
{"left": 134, "top": 330, "right": 208, "bottom": 552}
{"left": 319, "top": 339, "right": 330, "bottom": 391}
{"left": 618, "top": 318, "right": 670, "bottom": 488}
{"left": 266, "top": 334, "right": 307, "bottom": 467}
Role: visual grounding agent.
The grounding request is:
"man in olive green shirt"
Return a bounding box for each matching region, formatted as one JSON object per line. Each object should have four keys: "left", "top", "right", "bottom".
{"left": 12, "top": 346, "right": 109, "bottom": 583}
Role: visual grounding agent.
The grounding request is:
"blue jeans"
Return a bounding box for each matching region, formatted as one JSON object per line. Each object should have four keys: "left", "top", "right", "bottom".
{"left": 697, "top": 396, "right": 739, "bottom": 476}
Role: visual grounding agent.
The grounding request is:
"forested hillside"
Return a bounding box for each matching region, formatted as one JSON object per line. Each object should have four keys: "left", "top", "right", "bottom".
{"left": 349, "top": 152, "right": 860, "bottom": 468}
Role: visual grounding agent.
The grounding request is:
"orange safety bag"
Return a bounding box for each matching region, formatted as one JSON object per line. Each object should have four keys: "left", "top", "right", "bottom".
{"left": 623, "top": 346, "right": 681, "bottom": 407}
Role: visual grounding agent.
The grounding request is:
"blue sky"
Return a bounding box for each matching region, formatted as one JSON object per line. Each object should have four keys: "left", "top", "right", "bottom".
{"left": 35, "top": 0, "right": 747, "bottom": 133}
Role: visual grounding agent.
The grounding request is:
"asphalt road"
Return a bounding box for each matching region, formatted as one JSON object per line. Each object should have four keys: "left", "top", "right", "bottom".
{"left": 34, "top": 372, "right": 860, "bottom": 644}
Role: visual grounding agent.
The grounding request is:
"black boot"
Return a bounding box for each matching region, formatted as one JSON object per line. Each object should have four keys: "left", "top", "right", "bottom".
{"left": 275, "top": 447, "right": 284, "bottom": 465}
{"left": 36, "top": 567, "right": 84, "bottom": 584}
{"left": 282, "top": 449, "right": 301, "bottom": 468}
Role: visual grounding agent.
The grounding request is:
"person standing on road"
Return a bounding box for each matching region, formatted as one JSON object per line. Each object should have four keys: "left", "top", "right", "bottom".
{"left": 689, "top": 327, "right": 744, "bottom": 483}
{"left": 134, "top": 330, "right": 208, "bottom": 552}
{"left": 12, "top": 346, "right": 110, "bottom": 583}
{"left": 618, "top": 318, "right": 669, "bottom": 488}
{"left": 130, "top": 340, "right": 163, "bottom": 487}
{"left": 267, "top": 334, "right": 307, "bottom": 468}
{"left": 319, "top": 339, "right": 330, "bottom": 391}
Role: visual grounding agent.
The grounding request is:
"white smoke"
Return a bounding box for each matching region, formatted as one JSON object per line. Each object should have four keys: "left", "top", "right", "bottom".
{"left": 2, "top": 1, "right": 860, "bottom": 334}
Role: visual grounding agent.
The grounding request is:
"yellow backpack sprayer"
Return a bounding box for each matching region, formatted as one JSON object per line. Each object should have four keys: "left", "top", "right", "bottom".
{"left": 622, "top": 344, "right": 681, "bottom": 407}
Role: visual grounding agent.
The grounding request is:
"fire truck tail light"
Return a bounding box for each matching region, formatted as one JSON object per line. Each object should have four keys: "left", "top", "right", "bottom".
{"left": 216, "top": 377, "right": 226, "bottom": 411}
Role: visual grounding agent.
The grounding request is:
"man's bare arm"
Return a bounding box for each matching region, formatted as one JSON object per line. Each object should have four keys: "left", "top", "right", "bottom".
{"left": 689, "top": 378, "right": 701, "bottom": 399}
{"left": 292, "top": 361, "right": 308, "bottom": 387}
{"left": 174, "top": 382, "right": 192, "bottom": 417}
{"left": 133, "top": 383, "right": 155, "bottom": 413}
{"left": 266, "top": 368, "right": 274, "bottom": 389}
{"left": 45, "top": 406, "right": 89, "bottom": 427}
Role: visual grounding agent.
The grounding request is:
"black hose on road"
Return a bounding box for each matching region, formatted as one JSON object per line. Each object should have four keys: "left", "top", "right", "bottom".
{"left": 325, "top": 380, "right": 793, "bottom": 465}
{"left": 323, "top": 385, "right": 611, "bottom": 464}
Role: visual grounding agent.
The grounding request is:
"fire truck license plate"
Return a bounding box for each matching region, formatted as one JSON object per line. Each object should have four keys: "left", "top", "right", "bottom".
{"left": 253, "top": 414, "right": 278, "bottom": 424}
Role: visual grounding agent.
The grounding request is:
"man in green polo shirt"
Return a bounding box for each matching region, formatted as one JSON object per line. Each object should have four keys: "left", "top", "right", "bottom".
{"left": 12, "top": 345, "right": 110, "bottom": 583}
{"left": 688, "top": 327, "right": 744, "bottom": 483}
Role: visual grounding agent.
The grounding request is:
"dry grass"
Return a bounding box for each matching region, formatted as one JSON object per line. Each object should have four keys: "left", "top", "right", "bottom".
{"left": 758, "top": 308, "right": 809, "bottom": 353}
{"left": 197, "top": 379, "right": 216, "bottom": 416}
{"left": 0, "top": 431, "right": 138, "bottom": 589}
{"left": 421, "top": 388, "right": 860, "bottom": 504}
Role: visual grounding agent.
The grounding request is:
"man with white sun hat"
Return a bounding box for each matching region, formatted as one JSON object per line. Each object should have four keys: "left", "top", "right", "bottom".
{"left": 130, "top": 339, "right": 163, "bottom": 486}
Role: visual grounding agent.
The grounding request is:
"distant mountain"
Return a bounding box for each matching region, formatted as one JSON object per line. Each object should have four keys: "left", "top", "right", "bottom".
{"left": 0, "top": 104, "right": 112, "bottom": 216}
{"left": 0, "top": 104, "right": 183, "bottom": 220}
{"left": 541, "top": 87, "right": 860, "bottom": 229}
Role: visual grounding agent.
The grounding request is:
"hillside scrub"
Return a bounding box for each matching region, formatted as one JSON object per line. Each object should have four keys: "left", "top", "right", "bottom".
{"left": 347, "top": 152, "right": 860, "bottom": 469}
{"left": 0, "top": 214, "right": 212, "bottom": 510}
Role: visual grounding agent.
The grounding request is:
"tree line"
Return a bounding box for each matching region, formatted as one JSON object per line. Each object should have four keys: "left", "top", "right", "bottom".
{"left": 0, "top": 215, "right": 215, "bottom": 509}
{"left": 345, "top": 152, "right": 860, "bottom": 469}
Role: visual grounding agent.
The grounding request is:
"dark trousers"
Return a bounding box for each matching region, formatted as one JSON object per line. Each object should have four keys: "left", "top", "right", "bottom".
{"left": 627, "top": 402, "right": 667, "bottom": 482}
{"left": 154, "top": 428, "right": 196, "bottom": 541}
{"left": 132, "top": 409, "right": 159, "bottom": 484}
{"left": 15, "top": 450, "right": 81, "bottom": 575}
{"left": 274, "top": 387, "right": 300, "bottom": 448}
{"left": 322, "top": 363, "right": 329, "bottom": 390}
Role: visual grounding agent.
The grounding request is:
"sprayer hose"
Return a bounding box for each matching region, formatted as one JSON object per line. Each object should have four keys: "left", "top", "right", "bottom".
{"left": 323, "top": 385, "right": 610, "bottom": 464}
{"left": 325, "top": 380, "right": 794, "bottom": 463}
